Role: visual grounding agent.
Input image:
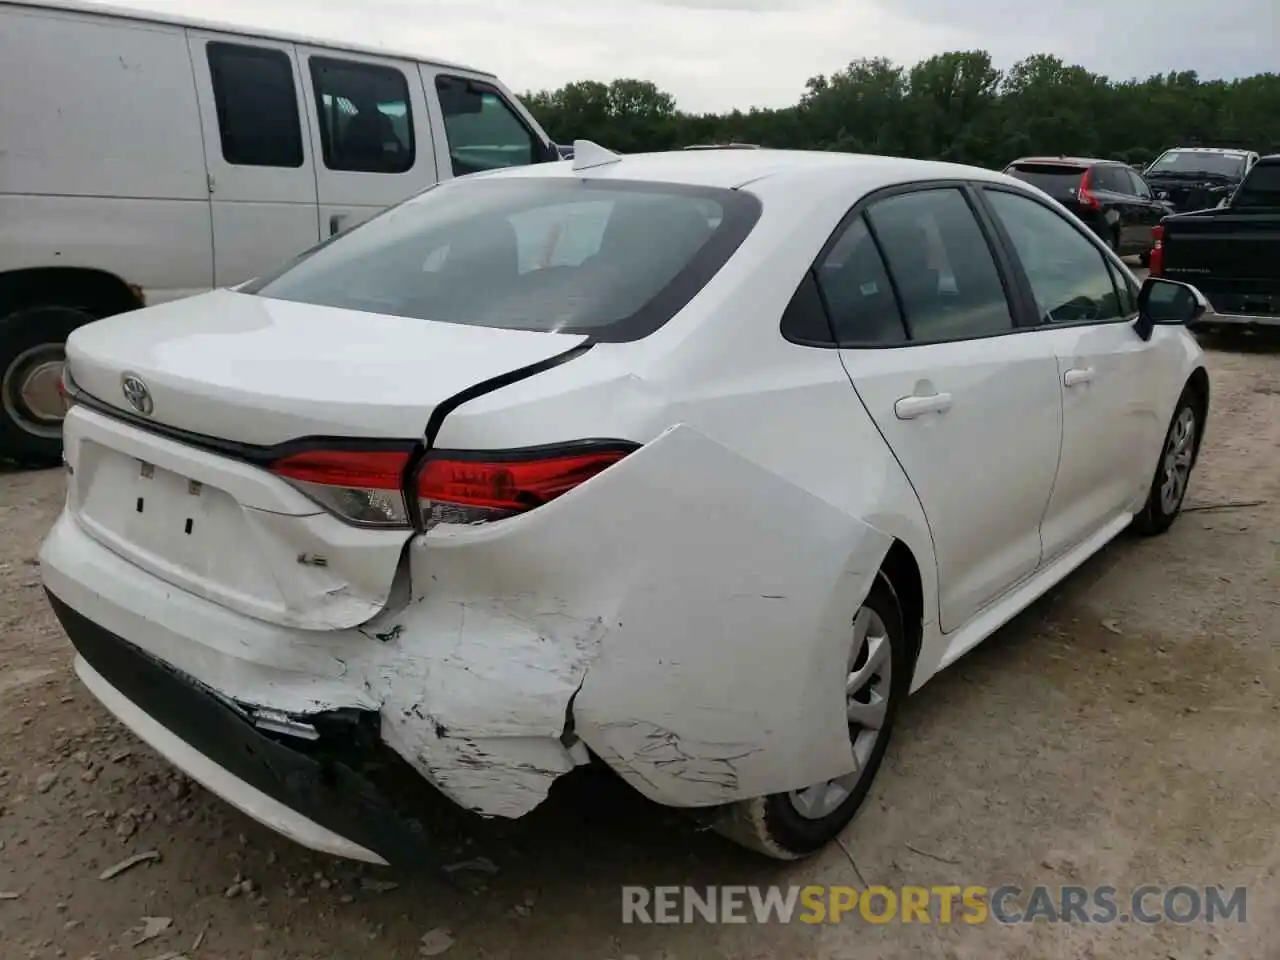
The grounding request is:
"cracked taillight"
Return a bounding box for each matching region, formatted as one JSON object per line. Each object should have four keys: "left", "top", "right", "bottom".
{"left": 413, "top": 442, "right": 637, "bottom": 528}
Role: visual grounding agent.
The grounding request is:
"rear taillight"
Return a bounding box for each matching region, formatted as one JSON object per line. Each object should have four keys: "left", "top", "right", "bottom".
{"left": 269, "top": 448, "right": 413, "bottom": 527}
{"left": 269, "top": 441, "right": 637, "bottom": 529}
{"left": 414, "top": 443, "right": 637, "bottom": 528}
{"left": 1077, "top": 171, "right": 1101, "bottom": 211}
{"left": 1149, "top": 224, "right": 1165, "bottom": 277}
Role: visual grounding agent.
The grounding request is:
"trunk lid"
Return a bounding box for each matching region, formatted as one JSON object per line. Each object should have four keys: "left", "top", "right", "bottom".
{"left": 66, "top": 289, "right": 587, "bottom": 446}
{"left": 62, "top": 290, "right": 587, "bottom": 631}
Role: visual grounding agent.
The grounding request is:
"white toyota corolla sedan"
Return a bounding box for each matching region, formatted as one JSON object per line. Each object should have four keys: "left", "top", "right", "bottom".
{"left": 42, "top": 143, "right": 1211, "bottom": 864}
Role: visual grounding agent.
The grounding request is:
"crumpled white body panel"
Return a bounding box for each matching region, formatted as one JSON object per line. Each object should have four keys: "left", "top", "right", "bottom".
{"left": 369, "top": 423, "right": 893, "bottom": 813}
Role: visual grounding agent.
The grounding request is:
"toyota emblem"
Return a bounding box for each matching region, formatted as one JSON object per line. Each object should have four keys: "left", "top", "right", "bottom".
{"left": 121, "top": 373, "right": 153, "bottom": 416}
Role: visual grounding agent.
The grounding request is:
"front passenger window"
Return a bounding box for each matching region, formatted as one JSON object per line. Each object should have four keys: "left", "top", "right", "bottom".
{"left": 986, "top": 190, "right": 1124, "bottom": 325}
{"left": 436, "top": 76, "right": 536, "bottom": 176}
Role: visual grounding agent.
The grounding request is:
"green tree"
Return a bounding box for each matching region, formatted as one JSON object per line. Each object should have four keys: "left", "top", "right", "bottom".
{"left": 524, "top": 53, "right": 1280, "bottom": 170}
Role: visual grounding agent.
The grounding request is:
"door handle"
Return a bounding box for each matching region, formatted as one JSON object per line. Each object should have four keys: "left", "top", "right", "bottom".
{"left": 895, "top": 392, "right": 953, "bottom": 420}
{"left": 329, "top": 214, "right": 349, "bottom": 236}
{"left": 1063, "top": 367, "right": 1095, "bottom": 387}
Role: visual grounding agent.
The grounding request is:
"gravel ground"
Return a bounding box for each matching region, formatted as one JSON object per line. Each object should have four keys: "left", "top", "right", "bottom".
{"left": 1, "top": 333, "right": 1277, "bottom": 960}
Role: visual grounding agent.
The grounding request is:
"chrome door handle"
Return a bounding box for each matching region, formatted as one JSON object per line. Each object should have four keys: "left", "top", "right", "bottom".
{"left": 1064, "top": 367, "right": 1095, "bottom": 387}
{"left": 895, "top": 392, "right": 953, "bottom": 420}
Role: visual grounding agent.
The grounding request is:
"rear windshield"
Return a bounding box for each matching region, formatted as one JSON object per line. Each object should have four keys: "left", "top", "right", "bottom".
{"left": 245, "top": 178, "right": 761, "bottom": 341}
{"left": 1234, "top": 163, "right": 1280, "bottom": 208}
{"left": 1003, "top": 164, "right": 1086, "bottom": 197}
{"left": 1147, "top": 151, "right": 1247, "bottom": 179}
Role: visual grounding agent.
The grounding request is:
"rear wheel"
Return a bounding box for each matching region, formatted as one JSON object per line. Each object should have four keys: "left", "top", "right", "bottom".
{"left": 0, "top": 305, "right": 95, "bottom": 467}
{"left": 713, "top": 572, "right": 909, "bottom": 859}
{"left": 1131, "top": 387, "right": 1202, "bottom": 536}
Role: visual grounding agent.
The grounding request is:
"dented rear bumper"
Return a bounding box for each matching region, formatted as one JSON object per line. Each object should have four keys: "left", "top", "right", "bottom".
{"left": 41, "top": 424, "right": 896, "bottom": 860}
{"left": 46, "top": 591, "right": 431, "bottom": 866}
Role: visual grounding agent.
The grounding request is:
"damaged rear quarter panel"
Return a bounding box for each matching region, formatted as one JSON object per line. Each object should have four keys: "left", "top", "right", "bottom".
{"left": 384, "top": 423, "right": 891, "bottom": 814}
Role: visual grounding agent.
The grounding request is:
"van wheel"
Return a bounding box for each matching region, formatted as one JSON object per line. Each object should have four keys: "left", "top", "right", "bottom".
{"left": 0, "top": 305, "right": 94, "bottom": 467}
{"left": 712, "top": 572, "right": 909, "bottom": 859}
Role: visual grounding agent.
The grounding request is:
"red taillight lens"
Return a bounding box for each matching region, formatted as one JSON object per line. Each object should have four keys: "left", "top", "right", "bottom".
{"left": 268, "top": 441, "right": 637, "bottom": 529}
{"left": 1149, "top": 224, "right": 1165, "bottom": 277}
{"left": 1078, "top": 171, "right": 1100, "bottom": 211}
{"left": 269, "top": 448, "right": 412, "bottom": 527}
{"left": 414, "top": 444, "right": 636, "bottom": 528}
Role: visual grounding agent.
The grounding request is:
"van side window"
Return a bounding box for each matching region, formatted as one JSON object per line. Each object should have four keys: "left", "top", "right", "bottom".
{"left": 309, "top": 57, "right": 414, "bottom": 174}
{"left": 435, "top": 76, "right": 536, "bottom": 177}
{"left": 207, "top": 43, "right": 304, "bottom": 168}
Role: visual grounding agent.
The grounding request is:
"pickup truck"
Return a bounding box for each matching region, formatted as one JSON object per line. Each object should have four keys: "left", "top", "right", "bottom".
{"left": 1151, "top": 154, "right": 1280, "bottom": 332}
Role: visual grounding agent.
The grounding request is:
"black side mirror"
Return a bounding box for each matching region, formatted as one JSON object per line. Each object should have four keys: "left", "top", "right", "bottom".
{"left": 539, "top": 140, "right": 563, "bottom": 163}
{"left": 1133, "top": 277, "right": 1209, "bottom": 341}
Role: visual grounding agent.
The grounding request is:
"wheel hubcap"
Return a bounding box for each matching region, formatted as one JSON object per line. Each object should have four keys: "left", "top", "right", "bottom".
{"left": 1, "top": 345, "right": 66, "bottom": 439}
{"left": 789, "top": 605, "right": 893, "bottom": 820}
{"left": 1159, "top": 407, "right": 1196, "bottom": 515}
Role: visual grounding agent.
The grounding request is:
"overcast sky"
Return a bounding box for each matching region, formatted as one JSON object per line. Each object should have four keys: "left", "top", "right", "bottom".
{"left": 94, "top": 0, "right": 1276, "bottom": 113}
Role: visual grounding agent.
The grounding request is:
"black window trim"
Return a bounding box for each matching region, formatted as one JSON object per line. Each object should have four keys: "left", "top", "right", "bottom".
{"left": 206, "top": 40, "right": 306, "bottom": 170}
{"left": 433, "top": 74, "right": 552, "bottom": 168}
{"left": 308, "top": 54, "right": 417, "bottom": 175}
{"left": 781, "top": 179, "right": 1036, "bottom": 349}
{"left": 974, "top": 183, "right": 1141, "bottom": 330}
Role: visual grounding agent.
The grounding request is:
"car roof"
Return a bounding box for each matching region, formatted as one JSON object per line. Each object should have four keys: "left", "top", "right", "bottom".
{"left": 3, "top": 0, "right": 491, "bottom": 76}
{"left": 1007, "top": 157, "right": 1110, "bottom": 168}
{"left": 476, "top": 147, "right": 1033, "bottom": 197}
{"left": 1161, "top": 147, "right": 1253, "bottom": 156}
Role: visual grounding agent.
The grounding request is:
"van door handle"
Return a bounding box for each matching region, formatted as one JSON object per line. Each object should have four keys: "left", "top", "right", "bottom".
{"left": 329, "top": 214, "right": 348, "bottom": 236}
{"left": 895, "top": 392, "right": 953, "bottom": 420}
{"left": 1063, "top": 367, "right": 1095, "bottom": 387}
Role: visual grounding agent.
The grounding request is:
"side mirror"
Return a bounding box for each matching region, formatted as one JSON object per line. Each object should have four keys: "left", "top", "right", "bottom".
{"left": 1133, "top": 277, "right": 1210, "bottom": 341}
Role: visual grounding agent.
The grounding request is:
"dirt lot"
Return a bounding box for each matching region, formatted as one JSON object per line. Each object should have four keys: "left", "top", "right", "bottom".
{"left": 2, "top": 335, "right": 1278, "bottom": 960}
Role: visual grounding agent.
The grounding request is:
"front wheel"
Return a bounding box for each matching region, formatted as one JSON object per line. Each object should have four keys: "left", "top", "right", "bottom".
{"left": 713, "top": 572, "right": 910, "bottom": 859}
{"left": 1131, "top": 388, "right": 1202, "bottom": 536}
{"left": 0, "top": 305, "right": 94, "bottom": 467}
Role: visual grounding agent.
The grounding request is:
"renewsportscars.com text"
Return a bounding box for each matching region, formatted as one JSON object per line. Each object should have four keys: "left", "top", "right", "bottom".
{"left": 621, "top": 884, "right": 1247, "bottom": 925}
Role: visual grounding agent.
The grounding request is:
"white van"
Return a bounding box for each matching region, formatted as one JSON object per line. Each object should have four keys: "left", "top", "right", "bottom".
{"left": 0, "top": 0, "right": 559, "bottom": 465}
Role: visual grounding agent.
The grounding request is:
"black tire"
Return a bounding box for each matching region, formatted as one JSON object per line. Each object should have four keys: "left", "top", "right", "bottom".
{"left": 713, "top": 571, "right": 910, "bottom": 859}
{"left": 1131, "top": 386, "right": 1203, "bottom": 536}
{"left": 1139, "top": 250, "right": 1151, "bottom": 267}
{"left": 0, "top": 305, "right": 95, "bottom": 467}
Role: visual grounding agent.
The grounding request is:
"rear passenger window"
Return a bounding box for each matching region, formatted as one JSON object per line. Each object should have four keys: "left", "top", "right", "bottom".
{"left": 865, "top": 189, "right": 1014, "bottom": 342}
{"left": 310, "top": 57, "right": 414, "bottom": 174}
{"left": 814, "top": 216, "right": 905, "bottom": 344}
{"left": 1094, "top": 166, "right": 1129, "bottom": 194}
{"left": 436, "top": 76, "right": 536, "bottom": 176}
{"left": 986, "top": 190, "right": 1124, "bottom": 325}
{"left": 207, "top": 42, "right": 304, "bottom": 168}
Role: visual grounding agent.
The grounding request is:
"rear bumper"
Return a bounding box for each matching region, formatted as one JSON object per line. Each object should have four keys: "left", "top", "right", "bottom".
{"left": 47, "top": 590, "right": 428, "bottom": 865}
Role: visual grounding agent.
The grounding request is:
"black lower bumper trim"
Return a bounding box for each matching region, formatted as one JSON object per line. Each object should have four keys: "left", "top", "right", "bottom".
{"left": 46, "top": 589, "right": 431, "bottom": 866}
